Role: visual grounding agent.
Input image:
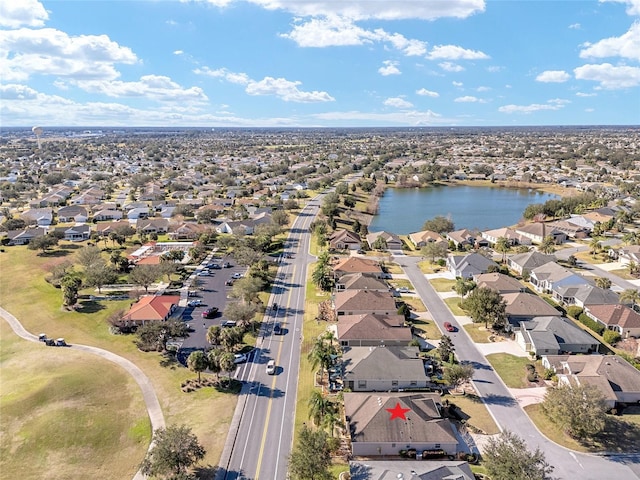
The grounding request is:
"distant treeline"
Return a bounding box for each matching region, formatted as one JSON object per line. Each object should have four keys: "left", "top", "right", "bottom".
{"left": 522, "top": 192, "right": 606, "bottom": 220}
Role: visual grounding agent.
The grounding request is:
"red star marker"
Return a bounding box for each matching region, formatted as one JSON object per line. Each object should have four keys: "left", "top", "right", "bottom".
{"left": 386, "top": 402, "right": 411, "bottom": 421}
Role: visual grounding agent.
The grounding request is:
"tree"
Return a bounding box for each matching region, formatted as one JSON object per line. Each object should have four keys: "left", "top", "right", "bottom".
{"left": 453, "top": 278, "right": 476, "bottom": 298}
{"left": 495, "top": 237, "right": 510, "bottom": 263}
{"left": 444, "top": 363, "right": 475, "bottom": 391}
{"left": 461, "top": 287, "right": 507, "bottom": 329}
{"left": 422, "top": 215, "right": 454, "bottom": 234}
{"left": 594, "top": 277, "right": 612, "bottom": 290}
{"left": 220, "top": 326, "right": 244, "bottom": 352}
{"left": 311, "top": 253, "right": 333, "bottom": 291}
{"left": 371, "top": 236, "right": 387, "bottom": 251}
{"left": 218, "top": 351, "right": 236, "bottom": 383}
{"left": 483, "top": 430, "right": 554, "bottom": 480}
{"left": 76, "top": 245, "right": 103, "bottom": 269}
{"left": 288, "top": 425, "right": 332, "bottom": 480}
{"left": 541, "top": 383, "right": 608, "bottom": 439}
{"left": 129, "top": 264, "right": 161, "bottom": 293}
{"left": 229, "top": 276, "right": 263, "bottom": 304}
{"left": 224, "top": 301, "right": 258, "bottom": 330}
{"left": 206, "top": 325, "right": 222, "bottom": 347}
{"left": 308, "top": 390, "right": 336, "bottom": 427}
{"left": 84, "top": 262, "right": 118, "bottom": 294}
{"left": 589, "top": 238, "right": 602, "bottom": 256}
{"left": 538, "top": 236, "right": 556, "bottom": 255}
{"left": 140, "top": 425, "right": 205, "bottom": 479}
{"left": 187, "top": 350, "right": 208, "bottom": 383}
{"left": 421, "top": 241, "right": 448, "bottom": 263}
{"left": 437, "top": 334, "right": 455, "bottom": 362}
{"left": 271, "top": 209, "right": 289, "bottom": 227}
{"left": 27, "top": 234, "right": 58, "bottom": 253}
{"left": 61, "top": 274, "right": 82, "bottom": 307}
{"left": 207, "top": 349, "right": 223, "bottom": 380}
{"left": 620, "top": 288, "right": 640, "bottom": 309}
{"left": 307, "top": 332, "right": 338, "bottom": 379}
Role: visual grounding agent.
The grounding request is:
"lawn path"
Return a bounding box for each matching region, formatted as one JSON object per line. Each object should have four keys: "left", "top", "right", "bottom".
{"left": 1, "top": 306, "right": 165, "bottom": 480}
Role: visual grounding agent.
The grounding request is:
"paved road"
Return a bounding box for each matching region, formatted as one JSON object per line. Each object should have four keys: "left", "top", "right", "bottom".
{"left": 0, "top": 306, "right": 165, "bottom": 480}
{"left": 215, "top": 199, "right": 321, "bottom": 480}
{"left": 394, "top": 253, "right": 640, "bottom": 480}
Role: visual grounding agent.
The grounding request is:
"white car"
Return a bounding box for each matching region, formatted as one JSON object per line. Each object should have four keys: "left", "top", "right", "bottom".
{"left": 187, "top": 300, "right": 203, "bottom": 307}
{"left": 266, "top": 359, "right": 276, "bottom": 375}
{"left": 233, "top": 353, "right": 248, "bottom": 364}
{"left": 231, "top": 272, "right": 244, "bottom": 279}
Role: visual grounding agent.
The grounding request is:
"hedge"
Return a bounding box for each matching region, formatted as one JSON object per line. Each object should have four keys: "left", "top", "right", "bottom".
{"left": 578, "top": 313, "right": 605, "bottom": 336}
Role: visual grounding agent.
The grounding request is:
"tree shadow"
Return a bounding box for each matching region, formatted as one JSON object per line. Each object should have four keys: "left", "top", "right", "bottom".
{"left": 159, "top": 352, "right": 180, "bottom": 369}
{"left": 480, "top": 393, "right": 518, "bottom": 407}
{"left": 200, "top": 466, "right": 249, "bottom": 480}
{"left": 75, "top": 300, "right": 106, "bottom": 314}
{"left": 582, "top": 413, "right": 640, "bottom": 454}
{"left": 37, "top": 249, "right": 72, "bottom": 257}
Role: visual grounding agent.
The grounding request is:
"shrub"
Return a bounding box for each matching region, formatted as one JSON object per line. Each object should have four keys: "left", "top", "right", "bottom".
{"left": 543, "top": 368, "right": 556, "bottom": 380}
{"left": 603, "top": 330, "right": 622, "bottom": 345}
{"left": 566, "top": 305, "right": 583, "bottom": 319}
{"left": 578, "top": 313, "right": 605, "bottom": 335}
{"left": 525, "top": 363, "right": 536, "bottom": 373}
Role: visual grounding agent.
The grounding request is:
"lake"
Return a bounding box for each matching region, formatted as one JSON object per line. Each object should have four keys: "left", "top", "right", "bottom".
{"left": 369, "top": 185, "right": 558, "bottom": 234}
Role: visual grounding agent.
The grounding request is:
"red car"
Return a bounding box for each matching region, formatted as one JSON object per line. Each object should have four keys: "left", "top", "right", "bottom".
{"left": 444, "top": 322, "right": 456, "bottom": 332}
{"left": 201, "top": 307, "right": 219, "bottom": 319}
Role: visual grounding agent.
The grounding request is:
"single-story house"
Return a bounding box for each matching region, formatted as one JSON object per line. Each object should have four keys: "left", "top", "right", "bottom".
{"left": 474, "top": 272, "right": 525, "bottom": 294}
{"left": 585, "top": 304, "right": 640, "bottom": 338}
{"left": 408, "top": 230, "right": 446, "bottom": 249}
{"left": 546, "top": 220, "right": 590, "bottom": 239}
{"left": 366, "top": 231, "right": 403, "bottom": 251}
{"left": 336, "top": 314, "right": 412, "bottom": 347}
{"left": 514, "top": 223, "right": 567, "bottom": 245}
{"left": 530, "top": 262, "right": 590, "bottom": 294}
{"left": 329, "top": 229, "right": 362, "bottom": 251}
{"left": 447, "top": 253, "right": 497, "bottom": 279}
{"left": 121, "top": 295, "right": 180, "bottom": 325}
{"left": 348, "top": 460, "right": 474, "bottom": 480}
{"left": 552, "top": 284, "right": 619, "bottom": 308}
{"left": 446, "top": 229, "right": 478, "bottom": 249}
{"left": 344, "top": 392, "right": 459, "bottom": 456}
{"left": 515, "top": 316, "right": 600, "bottom": 356}
{"left": 502, "top": 292, "right": 562, "bottom": 324}
{"left": 333, "top": 257, "right": 383, "bottom": 280}
{"left": 617, "top": 245, "right": 640, "bottom": 266}
{"left": 53, "top": 224, "right": 92, "bottom": 242}
{"left": 335, "top": 273, "right": 389, "bottom": 292}
{"left": 56, "top": 205, "right": 89, "bottom": 223}
{"left": 136, "top": 218, "right": 170, "bottom": 234}
{"left": 5, "top": 227, "right": 47, "bottom": 245}
{"left": 21, "top": 208, "right": 53, "bottom": 227}
{"left": 542, "top": 354, "right": 640, "bottom": 409}
{"left": 481, "top": 227, "right": 532, "bottom": 246}
{"left": 507, "top": 251, "right": 556, "bottom": 276}
{"left": 93, "top": 209, "right": 124, "bottom": 221}
{"left": 334, "top": 290, "right": 397, "bottom": 316}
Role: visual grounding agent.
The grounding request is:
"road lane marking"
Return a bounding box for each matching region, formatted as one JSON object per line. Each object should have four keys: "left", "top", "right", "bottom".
{"left": 255, "top": 265, "right": 296, "bottom": 480}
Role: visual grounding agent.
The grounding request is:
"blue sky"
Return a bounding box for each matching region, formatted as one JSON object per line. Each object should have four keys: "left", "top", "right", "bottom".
{"left": 1, "top": 0, "right": 639, "bottom": 127}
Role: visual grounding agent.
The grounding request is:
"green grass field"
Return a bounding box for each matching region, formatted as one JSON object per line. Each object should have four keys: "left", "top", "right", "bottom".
{"left": 0, "top": 322, "right": 150, "bottom": 479}
{"left": 428, "top": 278, "right": 456, "bottom": 292}
{"left": 0, "top": 245, "right": 238, "bottom": 477}
{"left": 485, "top": 353, "right": 538, "bottom": 388}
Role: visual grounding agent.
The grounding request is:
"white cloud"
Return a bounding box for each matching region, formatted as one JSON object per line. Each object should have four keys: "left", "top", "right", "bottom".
{"left": 384, "top": 97, "right": 413, "bottom": 108}
{"left": 574, "top": 62, "right": 640, "bottom": 88}
{"left": 569, "top": 23, "right": 581, "bottom": 29}
{"left": 454, "top": 95, "right": 485, "bottom": 103}
{"left": 0, "top": 27, "right": 138, "bottom": 82}
{"left": 579, "top": 21, "right": 640, "bottom": 61}
{"left": 498, "top": 100, "right": 568, "bottom": 114}
{"left": 378, "top": 60, "right": 401, "bottom": 76}
{"left": 416, "top": 88, "right": 439, "bottom": 97}
{"left": 174, "top": 50, "right": 184, "bottom": 55}
{"left": 599, "top": 0, "right": 640, "bottom": 16}
{"left": 576, "top": 91, "right": 597, "bottom": 97}
{"left": 536, "top": 70, "right": 571, "bottom": 83}
{"left": 69, "top": 75, "right": 209, "bottom": 103}
{"left": 585, "top": 108, "right": 595, "bottom": 112}
{"left": 280, "top": 16, "right": 427, "bottom": 56}
{"left": 452, "top": 81, "right": 463, "bottom": 87}
{"left": 245, "top": 77, "right": 335, "bottom": 102}
{"left": 439, "top": 62, "right": 465, "bottom": 72}
{"left": 0, "top": 0, "right": 48, "bottom": 28}
{"left": 428, "top": 44, "right": 490, "bottom": 60}
{"left": 487, "top": 66, "right": 503, "bottom": 73}
{"left": 242, "top": 0, "right": 486, "bottom": 21}
{"left": 476, "top": 86, "right": 491, "bottom": 92}
{"left": 195, "top": 66, "right": 251, "bottom": 84}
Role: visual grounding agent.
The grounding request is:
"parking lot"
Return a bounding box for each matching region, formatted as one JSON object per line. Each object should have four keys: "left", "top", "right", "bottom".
{"left": 176, "top": 256, "right": 246, "bottom": 364}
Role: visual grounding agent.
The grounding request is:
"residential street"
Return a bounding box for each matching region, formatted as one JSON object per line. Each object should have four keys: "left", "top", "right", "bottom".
{"left": 394, "top": 252, "right": 640, "bottom": 480}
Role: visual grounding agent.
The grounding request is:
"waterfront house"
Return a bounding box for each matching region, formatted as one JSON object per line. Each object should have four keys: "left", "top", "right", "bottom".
{"left": 366, "top": 231, "right": 403, "bottom": 250}
{"left": 408, "top": 230, "right": 446, "bottom": 248}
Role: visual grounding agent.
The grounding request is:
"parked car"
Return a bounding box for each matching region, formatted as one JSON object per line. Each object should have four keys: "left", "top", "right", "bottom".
{"left": 223, "top": 262, "right": 232, "bottom": 268}
{"left": 55, "top": 338, "right": 67, "bottom": 346}
{"left": 266, "top": 359, "right": 276, "bottom": 375}
{"left": 38, "top": 333, "right": 47, "bottom": 342}
{"left": 397, "top": 286, "right": 410, "bottom": 293}
{"left": 202, "top": 307, "right": 219, "bottom": 318}
{"left": 273, "top": 322, "right": 283, "bottom": 335}
{"left": 444, "top": 322, "right": 456, "bottom": 332}
{"left": 221, "top": 320, "right": 237, "bottom": 328}
{"left": 188, "top": 291, "right": 199, "bottom": 297}
{"left": 44, "top": 338, "right": 56, "bottom": 346}
{"left": 233, "top": 353, "right": 248, "bottom": 364}
{"left": 208, "top": 263, "right": 222, "bottom": 269}
{"left": 225, "top": 279, "right": 234, "bottom": 286}
{"left": 188, "top": 299, "right": 203, "bottom": 307}
{"left": 231, "top": 272, "right": 244, "bottom": 279}
{"left": 197, "top": 271, "right": 211, "bottom": 276}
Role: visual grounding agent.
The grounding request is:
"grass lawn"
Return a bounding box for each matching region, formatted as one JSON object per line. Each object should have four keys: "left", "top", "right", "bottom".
{"left": 385, "top": 263, "right": 404, "bottom": 274}
{"left": 0, "top": 321, "right": 150, "bottom": 479}
{"left": 429, "top": 278, "right": 456, "bottom": 293}
{"left": 400, "top": 296, "right": 427, "bottom": 312}
{"left": 485, "top": 353, "right": 539, "bottom": 389}
{"left": 608, "top": 268, "right": 635, "bottom": 280}
{"left": 417, "top": 260, "right": 444, "bottom": 274}
{"left": 389, "top": 278, "right": 413, "bottom": 290}
{"left": 0, "top": 245, "right": 239, "bottom": 474}
{"left": 463, "top": 323, "right": 493, "bottom": 343}
{"left": 443, "top": 297, "right": 465, "bottom": 316}
{"left": 442, "top": 393, "right": 500, "bottom": 435}
{"left": 410, "top": 317, "right": 442, "bottom": 341}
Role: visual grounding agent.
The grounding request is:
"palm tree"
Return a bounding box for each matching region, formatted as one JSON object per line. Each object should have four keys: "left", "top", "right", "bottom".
{"left": 495, "top": 237, "right": 510, "bottom": 263}
{"left": 322, "top": 410, "right": 344, "bottom": 438}
{"left": 206, "top": 325, "right": 222, "bottom": 347}
{"left": 307, "top": 333, "right": 337, "bottom": 380}
{"left": 594, "top": 277, "right": 612, "bottom": 290}
{"left": 589, "top": 238, "right": 602, "bottom": 256}
{"left": 218, "top": 352, "right": 236, "bottom": 386}
{"left": 187, "top": 350, "right": 208, "bottom": 383}
{"left": 620, "top": 289, "right": 640, "bottom": 310}
{"left": 207, "top": 349, "right": 222, "bottom": 381}
{"left": 538, "top": 236, "right": 556, "bottom": 255}
{"left": 308, "top": 390, "right": 335, "bottom": 427}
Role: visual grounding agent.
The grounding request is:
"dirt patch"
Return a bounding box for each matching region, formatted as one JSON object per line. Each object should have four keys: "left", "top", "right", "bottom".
{"left": 617, "top": 337, "right": 640, "bottom": 357}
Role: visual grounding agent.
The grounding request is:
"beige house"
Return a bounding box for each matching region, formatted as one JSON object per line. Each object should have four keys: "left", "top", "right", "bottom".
{"left": 334, "top": 290, "right": 397, "bottom": 316}
{"left": 585, "top": 304, "right": 640, "bottom": 338}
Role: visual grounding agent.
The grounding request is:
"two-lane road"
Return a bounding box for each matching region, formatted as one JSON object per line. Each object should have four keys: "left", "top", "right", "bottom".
{"left": 216, "top": 199, "right": 320, "bottom": 480}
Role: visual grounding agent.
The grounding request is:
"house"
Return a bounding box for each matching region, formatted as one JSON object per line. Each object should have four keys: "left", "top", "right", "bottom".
{"left": 329, "top": 229, "right": 362, "bottom": 251}
{"left": 333, "top": 257, "right": 383, "bottom": 280}
{"left": 408, "top": 230, "right": 446, "bottom": 249}
{"left": 56, "top": 205, "right": 88, "bottom": 223}
{"left": 617, "top": 245, "right": 640, "bottom": 266}
{"left": 120, "top": 295, "right": 180, "bottom": 325}
{"left": 542, "top": 354, "right": 640, "bottom": 409}
{"left": 481, "top": 227, "right": 532, "bottom": 246}
{"left": 585, "top": 304, "right": 640, "bottom": 338}
{"left": 336, "top": 314, "right": 412, "bottom": 347}
{"left": 168, "top": 221, "right": 208, "bottom": 240}
{"left": 95, "top": 220, "right": 131, "bottom": 236}
{"left": 335, "top": 273, "right": 389, "bottom": 292}
{"left": 93, "top": 209, "right": 123, "bottom": 221}
{"left": 136, "top": 218, "right": 170, "bottom": 234}
{"left": 446, "top": 229, "right": 477, "bottom": 249}
{"left": 552, "top": 284, "right": 619, "bottom": 308}
{"left": 514, "top": 223, "right": 567, "bottom": 244}
{"left": 515, "top": 316, "right": 599, "bottom": 356}
{"left": 344, "top": 392, "right": 459, "bottom": 456}
{"left": 502, "top": 292, "right": 561, "bottom": 324}
{"left": 334, "top": 290, "right": 397, "bottom": 316}
{"left": 366, "top": 231, "right": 403, "bottom": 250}
{"left": 6, "top": 227, "right": 47, "bottom": 245}
{"left": 342, "top": 346, "right": 429, "bottom": 391}
{"left": 127, "top": 207, "right": 150, "bottom": 220}
{"left": 447, "top": 253, "right": 497, "bottom": 279}
{"left": 53, "top": 224, "right": 92, "bottom": 242}
{"left": 348, "top": 460, "right": 474, "bottom": 480}
{"left": 546, "top": 219, "right": 590, "bottom": 239}
{"left": 529, "top": 262, "right": 590, "bottom": 294}
{"left": 474, "top": 272, "right": 525, "bottom": 294}
{"left": 21, "top": 208, "right": 53, "bottom": 227}
{"left": 507, "top": 251, "right": 556, "bottom": 275}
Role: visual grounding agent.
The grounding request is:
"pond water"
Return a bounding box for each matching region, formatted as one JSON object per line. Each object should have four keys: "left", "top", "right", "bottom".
{"left": 369, "top": 185, "right": 558, "bottom": 234}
